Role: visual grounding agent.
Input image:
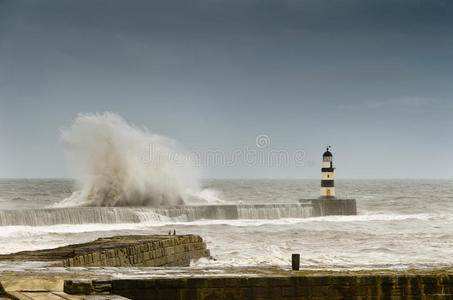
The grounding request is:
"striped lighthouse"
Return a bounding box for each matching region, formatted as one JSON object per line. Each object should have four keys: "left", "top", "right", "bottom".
{"left": 320, "top": 146, "right": 335, "bottom": 198}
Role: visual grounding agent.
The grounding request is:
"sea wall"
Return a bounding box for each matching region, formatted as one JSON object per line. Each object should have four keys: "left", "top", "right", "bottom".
{"left": 0, "top": 201, "right": 355, "bottom": 227}
{"left": 0, "top": 235, "right": 210, "bottom": 268}
{"left": 0, "top": 204, "right": 314, "bottom": 226}
{"left": 65, "top": 273, "right": 453, "bottom": 300}
{"left": 62, "top": 235, "right": 209, "bottom": 268}
{"left": 311, "top": 198, "right": 357, "bottom": 216}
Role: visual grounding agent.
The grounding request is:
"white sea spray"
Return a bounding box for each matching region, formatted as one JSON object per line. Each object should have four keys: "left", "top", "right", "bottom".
{"left": 56, "top": 112, "right": 200, "bottom": 207}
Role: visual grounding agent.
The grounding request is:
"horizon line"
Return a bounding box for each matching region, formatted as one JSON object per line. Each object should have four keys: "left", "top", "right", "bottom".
{"left": 0, "top": 177, "right": 451, "bottom": 181}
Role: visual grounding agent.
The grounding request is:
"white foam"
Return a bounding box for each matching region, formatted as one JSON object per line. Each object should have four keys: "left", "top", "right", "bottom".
{"left": 189, "top": 189, "right": 225, "bottom": 204}
{"left": 55, "top": 112, "right": 201, "bottom": 207}
{"left": 315, "top": 213, "right": 434, "bottom": 222}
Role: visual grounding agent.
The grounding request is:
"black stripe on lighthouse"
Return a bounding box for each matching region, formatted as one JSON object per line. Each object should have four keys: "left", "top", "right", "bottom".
{"left": 321, "top": 180, "right": 334, "bottom": 187}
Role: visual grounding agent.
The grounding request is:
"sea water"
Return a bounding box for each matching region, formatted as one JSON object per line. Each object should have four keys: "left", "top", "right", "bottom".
{"left": 0, "top": 178, "right": 452, "bottom": 270}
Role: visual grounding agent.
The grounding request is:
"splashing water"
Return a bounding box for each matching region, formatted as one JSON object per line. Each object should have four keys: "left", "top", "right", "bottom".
{"left": 55, "top": 112, "right": 201, "bottom": 207}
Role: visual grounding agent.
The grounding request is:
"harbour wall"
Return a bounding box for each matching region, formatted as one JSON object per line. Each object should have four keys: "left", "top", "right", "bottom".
{"left": 311, "top": 198, "right": 357, "bottom": 216}
{"left": 0, "top": 200, "right": 356, "bottom": 227}
{"left": 65, "top": 273, "right": 453, "bottom": 300}
{"left": 0, "top": 235, "right": 210, "bottom": 268}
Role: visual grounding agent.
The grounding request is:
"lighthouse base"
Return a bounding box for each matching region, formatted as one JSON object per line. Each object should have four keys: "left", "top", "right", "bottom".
{"left": 310, "top": 198, "right": 357, "bottom": 216}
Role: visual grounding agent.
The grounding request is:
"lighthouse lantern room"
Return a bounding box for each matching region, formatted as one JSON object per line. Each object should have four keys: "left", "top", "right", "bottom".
{"left": 320, "top": 146, "right": 335, "bottom": 198}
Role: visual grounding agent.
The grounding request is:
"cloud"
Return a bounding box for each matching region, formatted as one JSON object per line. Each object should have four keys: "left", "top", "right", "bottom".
{"left": 339, "top": 96, "right": 429, "bottom": 110}
{"left": 369, "top": 96, "right": 428, "bottom": 108}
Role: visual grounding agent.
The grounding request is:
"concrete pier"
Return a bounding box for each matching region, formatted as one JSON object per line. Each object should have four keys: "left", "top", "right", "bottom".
{"left": 99, "top": 272, "right": 453, "bottom": 300}
{"left": 1, "top": 268, "right": 453, "bottom": 299}
{"left": 311, "top": 198, "right": 357, "bottom": 216}
{"left": 0, "top": 235, "right": 210, "bottom": 268}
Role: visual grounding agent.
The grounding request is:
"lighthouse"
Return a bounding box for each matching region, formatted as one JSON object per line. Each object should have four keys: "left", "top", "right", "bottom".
{"left": 320, "top": 146, "right": 335, "bottom": 198}
{"left": 299, "top": 146, "right": 356, "bottom": 215}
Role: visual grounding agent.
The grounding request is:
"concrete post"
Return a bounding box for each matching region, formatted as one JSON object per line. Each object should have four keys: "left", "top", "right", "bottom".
{"left": 292, "top": 254, "right": 300, "bottom": 271}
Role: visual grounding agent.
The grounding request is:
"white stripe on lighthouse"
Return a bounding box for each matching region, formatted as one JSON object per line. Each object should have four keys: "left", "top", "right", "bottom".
{"left": 321, "top": 172, "right": 334, "bottom": 180}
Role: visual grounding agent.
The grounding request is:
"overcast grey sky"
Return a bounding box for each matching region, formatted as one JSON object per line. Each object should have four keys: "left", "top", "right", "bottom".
{"left": 0, "top": 0, "right": 452, "bottom": 179}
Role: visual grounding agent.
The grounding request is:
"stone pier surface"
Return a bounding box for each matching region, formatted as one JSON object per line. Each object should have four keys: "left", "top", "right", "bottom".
{"left": 306, "top": 198, "right": 357, "bottom": 216}
{"left": 0, "top": 235, "right": 210, "bottom": 268}
{"left": 1, "top": 268, "right": 453, "bottom": 299}
{"left": 105, "top": 272, "right": 453, "bottom": 300}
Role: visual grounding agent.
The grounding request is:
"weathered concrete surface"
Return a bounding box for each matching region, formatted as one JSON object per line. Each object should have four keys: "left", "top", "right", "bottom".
{"left": 0, "top": 235, "right": 210, "bottom": 268}
{"left": 1, "top": 276, "right": 64, "bottom": 293}
{"left": 3, "top": 268, "right": 453, "bottom": 299}
{"left": 311, "top": 198, "right": 357, "bottom": 216}
{"left": 65, "top": 270, "right": 453, "bottom": 300}
{"left": 0, "top": 268, "right": 123, "bottom": 299}
{"left": 6, "top": 291, "right": 128, "bottom": 299}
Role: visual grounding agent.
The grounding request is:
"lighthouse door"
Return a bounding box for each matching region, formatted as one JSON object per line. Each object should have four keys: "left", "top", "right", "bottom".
{"left": 327, "top": 189, "right": 331, "bottom": 196}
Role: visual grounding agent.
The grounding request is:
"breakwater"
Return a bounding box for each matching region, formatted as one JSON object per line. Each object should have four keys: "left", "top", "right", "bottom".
{"left": 64, "top": 271, "right": 453, "bottom": 300}
{"left": 0, "top": 199, "right": 355, "bottom": 226}
{"left": 0, "top": 235, "right": 210, "bottom": 267}
{"left": 311, "top": 198, "right": 357, "bottom": 216}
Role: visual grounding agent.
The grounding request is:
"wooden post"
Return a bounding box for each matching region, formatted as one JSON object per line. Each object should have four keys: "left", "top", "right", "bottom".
{"left": 292, "top": 254, "right": 300, "bottom": 271}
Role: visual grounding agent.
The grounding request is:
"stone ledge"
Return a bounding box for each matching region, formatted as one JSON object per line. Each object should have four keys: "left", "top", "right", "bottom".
{"left": 0, "top": 235, "right": 210, "bottom": 268}
{"left": 62, "top": 273, "right": 453, "bottom": 300}
{"left": 3, "top": 269, "right": 453, "bottom": 299}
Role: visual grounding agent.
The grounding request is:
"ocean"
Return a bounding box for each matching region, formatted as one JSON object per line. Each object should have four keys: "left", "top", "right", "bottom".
{"left": 0, "top": 178, "right": 452, "bottom": 271}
